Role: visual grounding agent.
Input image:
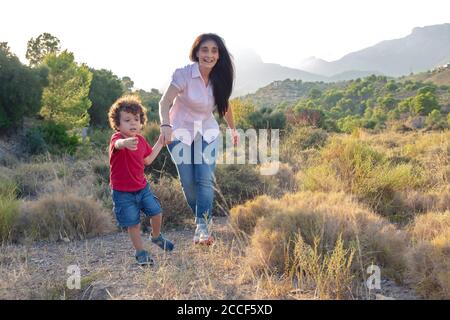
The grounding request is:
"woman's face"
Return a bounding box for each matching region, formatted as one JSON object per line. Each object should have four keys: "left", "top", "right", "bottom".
{"left": 196, "top": 40, "right": 219, "bottom": 70}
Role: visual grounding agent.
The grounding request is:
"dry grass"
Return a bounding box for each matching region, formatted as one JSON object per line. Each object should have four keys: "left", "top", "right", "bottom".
{"left": 260, "top": 162, "right": 298, "bottom": 197}
{"left": 2, "top": 129, "right": 449, "bottom": 299}
{"left": 289, "top": 234, "right": 356, "bottom": 299}
{"left": 297, "top": 135, "right": 427, "bottom": 219}
{"left": 230, "top": 195, "right": 278, "bottom": 235}
{"left": 13, "top": 193, "right": 115, "bottom": 242}
{"left": 214, "top": 164, "right": 265, "bottom": 211}
{"left": 280, "top": 126, "right": 328, "bottom": 171}
{"left": 146, "top": 175, "right": 192, "bottom": 228}
{"left": 234, "top": 191, "right": 408, "bottom": 294}
{"left": 406, "top": 211, "right": 450, "bottom": 299}
{"left": 0, "top": 168, "right": 20, "bottom": 244}
{"left": 13, "top": 162, "right": 65, "bottom": 198}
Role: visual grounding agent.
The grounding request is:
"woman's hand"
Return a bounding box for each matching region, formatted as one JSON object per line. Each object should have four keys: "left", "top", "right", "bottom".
{"left": 160, "top": 125, "right": 173, "bottom": 145}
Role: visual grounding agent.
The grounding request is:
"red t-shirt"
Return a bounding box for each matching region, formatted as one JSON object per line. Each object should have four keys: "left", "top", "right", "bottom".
{"left": 109, "top": 132, "right": 153, "bottom": 192}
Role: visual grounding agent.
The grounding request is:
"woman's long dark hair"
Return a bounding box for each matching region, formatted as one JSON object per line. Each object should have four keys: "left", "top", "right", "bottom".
{"left": 190, "top": 33, "right": 234, "bottom": 118}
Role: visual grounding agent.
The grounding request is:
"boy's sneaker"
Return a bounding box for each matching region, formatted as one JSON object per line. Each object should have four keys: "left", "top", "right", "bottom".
{"left": 193, "top": 224, "right": 214, "bottom": 245}
{"left": 151, "top": 233, "right": 174, "bottom": 251}
{"left": 135, "top": 250, "right": 154, "bottom": 266}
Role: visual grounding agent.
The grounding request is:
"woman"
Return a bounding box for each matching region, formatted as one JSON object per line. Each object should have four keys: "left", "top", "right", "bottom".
{"left": 159, "top": 33, "right": 238, "bottom": 245}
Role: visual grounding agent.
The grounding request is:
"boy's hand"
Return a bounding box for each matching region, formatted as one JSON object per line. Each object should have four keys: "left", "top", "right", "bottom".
{"left": 122, "top": 137, "right": 138, "bottom": 150}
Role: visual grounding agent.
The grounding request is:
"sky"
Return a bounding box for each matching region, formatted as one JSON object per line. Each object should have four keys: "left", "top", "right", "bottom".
{"left": 2, "top": 0, "right": 449, "bottom": 91}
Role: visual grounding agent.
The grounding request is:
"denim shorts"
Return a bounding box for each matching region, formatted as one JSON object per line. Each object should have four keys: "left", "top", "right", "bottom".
{"left": 111, "top": 183, "right": 162, "bottom": 228}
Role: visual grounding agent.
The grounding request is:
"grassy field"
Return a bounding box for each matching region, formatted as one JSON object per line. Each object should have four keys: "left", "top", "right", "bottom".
{"left": 0, "top": 128, "right": 449, "bottom": 299}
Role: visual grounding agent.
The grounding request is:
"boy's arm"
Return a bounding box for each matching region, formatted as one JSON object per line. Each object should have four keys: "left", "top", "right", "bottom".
{"left": 115, "top": 137, "right": 138, "bottom": 150}
{"left": 144, "top": 135, "right": 164, "bottom": 166}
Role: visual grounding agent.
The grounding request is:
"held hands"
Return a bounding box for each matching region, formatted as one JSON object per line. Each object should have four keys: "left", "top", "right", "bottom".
{"left": 160, "top": 125, "right": 172, "bottom": 145}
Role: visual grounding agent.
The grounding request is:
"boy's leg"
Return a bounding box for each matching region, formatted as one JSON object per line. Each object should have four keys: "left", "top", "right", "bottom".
{"left": 128, "top": 223, "right": 144, "bottom": 252}
{"left": 140, "top": 185, "right": 174, "bottom": 252}
{"left": 150, "top": 213, "right": 174, "bottom": 251}
{"left": 111, "top": 189, "right": 153, "bottom": 265}
{"left": 150, "top": 214, "right": 162, "bottom": 238}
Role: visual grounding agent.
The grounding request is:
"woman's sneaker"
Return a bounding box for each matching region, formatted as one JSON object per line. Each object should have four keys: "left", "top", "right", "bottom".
{"left": 193, "top": 224, "right": 214, "bottom": 245}
{"left": 151, "top": 233, "right": 174, "bottom": 251}
{"left": 135, "top": 250, "right": 154, "bottom": 266}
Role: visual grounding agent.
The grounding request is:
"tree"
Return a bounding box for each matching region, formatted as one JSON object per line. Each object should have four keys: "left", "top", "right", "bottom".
{"left": 0, "top": 43, "right": 46, "bottom": 130}
{"left": 337, "top": 115, "right": 363, "bottom": 133}
{"left": 308, "top": 88, "right": 322, "bottom": 99}
{"left": 121, "top": 76, "right": 134, "bottom": 92}
{"left": 413, "top": 92, "right": 439, "bottom": 116}
{"left": 385, "top": 81, "right": 398, "bottom": 92}
{"left": 0, "top": 42, "right": 13, "bottom": 58}
{"left": 88, "top": 68, "right": 124, "bottom": 127}
{"left": 230, "top": 98, "right": 256, "bottom": 130}
{"left": 425, "top": 110, "right": 447, "bottom": 129}
{"left": 247, "top": 109, "right": 285, "bottom": 129}
{"left": 136, "top": 88, "right": 162, "bottom": 121}
{"left": 323, "top": 90, "right": 344, "bottom": 107}
{"left": 379, "top": 94, "right": 398, "bottom": 108}
{"left": 40, "top": 50, "right": 93, "bottom": 129}
{"left": 26, "top": 33, "right": 61, "bottom": 66}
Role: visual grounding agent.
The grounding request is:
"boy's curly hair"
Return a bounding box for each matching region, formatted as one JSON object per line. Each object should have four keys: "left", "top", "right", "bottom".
{"left": 108, "top": 95, "right": 148, "bottom": 131}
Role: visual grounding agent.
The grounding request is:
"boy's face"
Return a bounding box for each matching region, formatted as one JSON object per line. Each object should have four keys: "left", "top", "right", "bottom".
{"left": 118, "top": 111, "right": 141, "bottom": 137}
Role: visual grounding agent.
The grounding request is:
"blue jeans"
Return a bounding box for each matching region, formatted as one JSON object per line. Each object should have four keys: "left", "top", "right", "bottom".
{"left": 111, "top": 183, "right": 162, "bottom": 228}
{"left": 167, "top": 135, "right": 218, "bottom": 224}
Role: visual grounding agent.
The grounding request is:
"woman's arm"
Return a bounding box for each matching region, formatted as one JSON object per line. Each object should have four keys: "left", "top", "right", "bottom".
{"left": 224, "top": 105, "right": 239, "bottom": 145}
{"left": 223, "top": 105, "right": 236, "bottom": 130}
{"left": 159, "top": 84, "right": 180, "bottom": 144}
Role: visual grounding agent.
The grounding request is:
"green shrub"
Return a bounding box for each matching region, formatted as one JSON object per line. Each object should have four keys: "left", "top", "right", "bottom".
{"left": 41, "top": 121, "right": 80, "bottom": 155}
{"left": 24, "top": 128, "right": 48, "bottom": 154}
{"left": 214, "top": 164, "right": 265, "bottom": 213}
{"left": 280, "top": 127, "right": 328, "bottom": 168}
{"left": 24, "top": 121, "right": 80, "bottom": 155}
{"left": 300, "top": 137, "right": 426, "bottom": 218}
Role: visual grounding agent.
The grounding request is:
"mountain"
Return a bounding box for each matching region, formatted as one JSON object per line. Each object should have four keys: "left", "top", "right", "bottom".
{"left": 401, "top": 63, "right": 450, "bottom": 86}
{"left": 299, "top": 23, "right": 450, "bottom": 77}
{"left": 233, "top": 49, "right": 327, "bottom": 97}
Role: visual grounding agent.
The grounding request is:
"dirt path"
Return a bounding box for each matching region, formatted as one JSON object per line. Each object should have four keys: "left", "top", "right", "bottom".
{"left": 0, "top": 217, "right": 418, "bottom": 300}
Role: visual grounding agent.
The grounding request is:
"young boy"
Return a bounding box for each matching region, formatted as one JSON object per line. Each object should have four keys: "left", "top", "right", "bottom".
{"left": 108, "top": 95, "right": 174, "bottom": 266}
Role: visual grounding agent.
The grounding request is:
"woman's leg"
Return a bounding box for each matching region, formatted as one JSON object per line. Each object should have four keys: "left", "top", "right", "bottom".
{"left": 193, "top": 137, "right": 218, "bottom": 224}
{"left": 167, "top": 140, "right": 196, "bottom": 214}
